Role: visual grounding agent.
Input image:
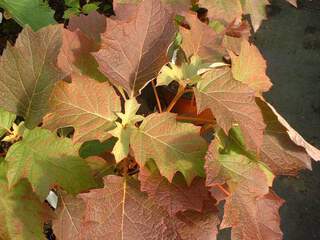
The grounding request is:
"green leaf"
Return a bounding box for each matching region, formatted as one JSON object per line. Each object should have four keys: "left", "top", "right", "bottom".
{"left": 79, "top": 138, "right": 116, "bottom": 159}
{"left": 110, "top": 98, "right": 144, "bottom": 162}
{"left": 0, "top": 25, "right": 65, "bottom": 129}
{"left": 157, "top": 56, "right": 205, "bottom": 86}
{"left": 5, "top": 128, "right": 96, "bottom": 200}
{"left": 0, "top": 108, "right": 15, "bottom": 138}
{"left": 0, "top": 162, "right": 48, "bottom": 240}
{"left": 65, "top": 0, "right": 80, "bottom": 8}
{"left": 63, "top": 7, "right": 81, "bottom": 19}
{"left": 131, "top": 112, "right": 207, "bottom": 184}
{"left": 0, "top": 0, "right": 56, "bottom": 31}
{"left": 82, "top": 3, "right": 100, "bottom": 14}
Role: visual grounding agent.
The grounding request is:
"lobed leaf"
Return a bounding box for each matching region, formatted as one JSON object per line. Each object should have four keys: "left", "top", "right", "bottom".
{"left": 94, "top": 0, "right": 176, "bottom": 97}
{"left": 0, "top": 25, "right": 65, "bottom": 129}
{"left": 139, "top": 165, "right": 211, "bottom": 216}
{"left": 0, "top": 162, "right": 49, "bottom": 240}
{"left": 194, "top": 67, "right": 265, "bottom": 152}
{"left": 230, "top": 39, "right": 272, "bottom": 95}
{"left": 131, "top": 112, "right": 207, "bottom": 184}
{"left": 0, "top": 0, "right": 56, "bottom": 31}
{"left": 44, "top": 74, "right": 121, "bottom": 144}
{"left": 5, "top": 128, "right": 96, "bottom": 200}
{"left": 180, "top": 13, "right": 225, "bottom": 62}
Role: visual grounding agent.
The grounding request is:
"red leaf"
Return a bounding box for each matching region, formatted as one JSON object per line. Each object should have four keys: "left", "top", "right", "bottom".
{"left": 180, "top": 13, "right": 225, "bottom": 62}
{"left": 94, "top": 0, "right": 176, "bottom": 96}
{"left": 195, "top": 67, "right": 265, "bottom": 152}
{"left": 139, "top": 166, "right": 211, "bottom": 216}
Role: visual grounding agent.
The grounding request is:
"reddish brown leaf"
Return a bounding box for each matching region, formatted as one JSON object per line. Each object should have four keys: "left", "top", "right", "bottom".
{"left": 222, "top": 190, "right": 284, "bottom": 240}
{"left": 257, "top": 99, "right": 315, "bottom": 175}
{"left": 176, "top": 201, "right": 220, "bottom": 240}
{"left": 180, "top": 13, "right": 225, "bottom": 62}
{"left": 58, "top": 27, "right": 107, "bottom": 82}
{"left": 68, "top": 11, "right": 106, "bottom": 42}
{"left": 198, "top": 0, "right": 242, "bottom": 23}
{"left": 79, "top": 176, "right": 180, "bottom": 240}
{"left": 230, "top": 39, "right": 272, "bottom": 95}
{"left": 53, "top": 192, "right": 85, "bottom": 240}
{"left": 94, "top": 0, "right": 176, "bottom": 96}
{"left": 139, "top": 166, "right": 211, "bottom": 216}
{"left": 44, "top": 74, "right": 121, "bottom": 144}
{"left": 264, "top": 101, "right": 320, "bottom": 161}
{"left": 195, "top": 67, "right": 265, "bottom": 152}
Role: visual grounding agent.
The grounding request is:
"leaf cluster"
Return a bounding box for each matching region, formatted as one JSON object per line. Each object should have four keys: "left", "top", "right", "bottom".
{"left": 0, "top": 0, "right": 319, "bottom": 239}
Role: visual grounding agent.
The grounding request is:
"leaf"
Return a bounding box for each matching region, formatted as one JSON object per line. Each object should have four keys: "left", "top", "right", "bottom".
{"left": 222, "top": 190, "right": 284, "bottom": 240}
{"left": 139, "top": 163, "right": 211, "bottom": 216}
{"left": 53, "top": 191, "right": 85, "bottom": 240}
{"left": 205, "top": 131, "right": 268, "bottom": 193}
{"left": 44, "top": 74, "right": 121, "bottom": 144}
{"left": 257, "top": 97, "right": 320, "bottom": 161}
{"left": 157, "top": 56, "right": 205, "bottom": 86}
{"left": 58, "top": 26, "right": 107, "bottom": 82}
{"left": 175, "top": 201, "right": 220, "bottom": 240}
{"left": 205, "top": 133, "right": 283, "bottom": 240}
{"left": 131, "top": 112, "right": 207, "bottom": 184}
{"left": 198, "top": 0, "right": 242, "bottom": 23}
{"left": 0, "top": 25, "right": 65, "bottom": 129}
{"left": 110, "top": 98, "right": 144, "bottom": 162}
{"left": 180, "top": 13, "right": 225, "bottom": 62}
{"left": 79, "top": 138, "right": 116, "bottom": 159}
{"left": 286, "top": 0, "right": 297, "bottom": 7}
{"left": 94, "top": 0, "right": 176, "bottom": 96}
{"left": 257, "top": 99, "right": 315, "bottom": 174}
{"left": 241, "top": 0, "right": 270, "bottom": 32}
{"left": 0, "top": 162, "right": 49, "bottom": 240}
{"left": 0, "top": 108, "right": 15, "bottom": 138}
{"left": 79, "top": 176, "right": 180, "bottom": 240}
{"left": 230, "top": 39, "right": 272, "bottom": 94}
{"left": 195, "top": 67, "right": 265, "bottom": 152}
{"left": 68, "top": 11, "right": 106, "bottom": 43}
{"left": 5, "top": 128, "right": 96, "bottom": 200}
{"left": 0, "top": 0, "right": 56, "bottom": 31}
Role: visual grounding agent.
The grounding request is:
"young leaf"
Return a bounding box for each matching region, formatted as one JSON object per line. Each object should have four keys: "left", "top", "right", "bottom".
{"left": 230, "top": 39, "right": 272, "bottom": 94}
{"left": 110, "top": 98, "right": 144, "bottom": 162}
{"left": 0, "top": 162, "right": 49, "bottom": 240}
{"left": 0, "top": 0, "right": 56, "bottom": 31}
{"left": 5, "top": 128, "right": 96, "bottom": 200}
{"left": 0, "top": 25, "right": 65, "bottom": 129}
{"left": 44, "top": 74, "right": 121, "bottom": 144}
{"left": 198, "top": 0, "right": 242, "bottom": 23}
{"left": 79, "top": 176, "right": 180, "bottom": 239}
{"left": 53, "top": 191, "right": 85, "bottom": 240}
{"left": 194, "top": 67, "right": 265, "bottom": 152}
{"left": 131, "top": 112, "right": 207, "bottom": 184}
{"left": 94, "top": 0, "right": 176, "bottom": 96}
{"left": 0, "top": 108, "right": 15, "bottom": 138}
{"left": 180, "top": 13, "right": 225, "bottom": 62}
{"left": 257, "top": 99, "right": 315, "bottom": 174}
{"left": 139, "top": 164, "right": 211, "bottom": 216}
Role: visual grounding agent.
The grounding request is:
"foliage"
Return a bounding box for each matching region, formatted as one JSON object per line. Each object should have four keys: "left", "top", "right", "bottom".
{"left": 0, "top": 0, "right": 319, "bottom": 239}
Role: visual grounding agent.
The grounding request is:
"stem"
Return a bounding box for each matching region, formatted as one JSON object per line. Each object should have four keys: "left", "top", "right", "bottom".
{"left": 176, "top": 115, "right": 214, "bottom": 124}
{"left": 151, "top": 80, "right": 162, "bottom": 112}
{"left": 166, "top": 84, "right": 185, "bottom": 112}
{"left": 213, "top": 184, "right": 231, "bottom": 196}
